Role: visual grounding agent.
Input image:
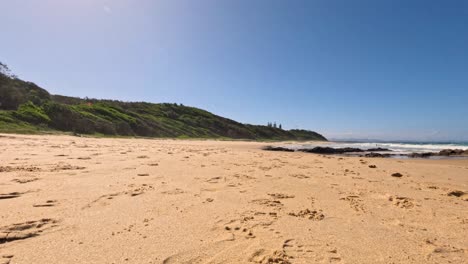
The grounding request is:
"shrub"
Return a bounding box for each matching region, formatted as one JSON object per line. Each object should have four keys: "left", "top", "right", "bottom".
{"left": 14, "top": 102, "right": 50, "bottom": 124}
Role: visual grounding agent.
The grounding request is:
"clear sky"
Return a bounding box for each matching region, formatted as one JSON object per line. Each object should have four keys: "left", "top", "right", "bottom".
{"left": 1, "top": 0, "right": 468, "bottom": 141}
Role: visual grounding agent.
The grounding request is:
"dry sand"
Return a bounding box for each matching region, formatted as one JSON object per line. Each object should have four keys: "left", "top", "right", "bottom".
{"left": 0, "top": 134, "right": 467, "bottom": 264}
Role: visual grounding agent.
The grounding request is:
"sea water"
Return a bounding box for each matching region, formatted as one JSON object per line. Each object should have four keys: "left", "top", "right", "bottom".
{"left": 284, "top": 141, "right": 468, "bottom": 155}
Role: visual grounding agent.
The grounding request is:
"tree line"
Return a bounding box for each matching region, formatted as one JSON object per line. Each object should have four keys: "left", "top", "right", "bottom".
{"left": 267, "top": 122, "right": 282, "bottom": 129}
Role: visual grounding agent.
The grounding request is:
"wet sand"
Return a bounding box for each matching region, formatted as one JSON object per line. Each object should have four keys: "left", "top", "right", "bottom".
{"left": 0, "top": 134, "right": 467, "bottom": 264}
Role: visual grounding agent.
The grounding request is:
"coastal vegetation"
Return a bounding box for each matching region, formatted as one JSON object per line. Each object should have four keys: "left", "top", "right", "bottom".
{"left": 0, "top": 63, "right": 326, "bottom": 141}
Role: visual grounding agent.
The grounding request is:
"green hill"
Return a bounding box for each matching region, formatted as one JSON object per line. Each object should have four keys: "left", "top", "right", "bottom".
{"left": 0, "top": 63, "right": 326, "bottom": 141}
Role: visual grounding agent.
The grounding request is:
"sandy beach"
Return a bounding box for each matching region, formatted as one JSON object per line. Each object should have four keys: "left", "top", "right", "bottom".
{"left": 0, "top": 134, "right": 467, "bottom": 264}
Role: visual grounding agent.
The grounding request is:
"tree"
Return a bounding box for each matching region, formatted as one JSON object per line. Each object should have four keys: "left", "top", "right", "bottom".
{"left": 0, "top": 62, "right": 18, "bottom": 79}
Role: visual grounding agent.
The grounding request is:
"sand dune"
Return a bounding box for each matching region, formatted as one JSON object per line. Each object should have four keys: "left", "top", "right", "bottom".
{"left": 0, "top": 134, "right": 467, "bottom": 263}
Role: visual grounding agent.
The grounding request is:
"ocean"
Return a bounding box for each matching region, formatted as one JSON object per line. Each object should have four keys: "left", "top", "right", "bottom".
{"left": 283, "top": 141, "right": 468, "bottom": 155}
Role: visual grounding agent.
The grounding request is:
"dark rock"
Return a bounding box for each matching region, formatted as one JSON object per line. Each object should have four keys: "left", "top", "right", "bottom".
{"left": 391, "top": 173, "right": 403, "bottom": 178}
{"left": 263, "top": 146, "right": 295, "bottom": 152}
{"left": 447, "top": 190, "right": 465, "bottom": 197}
{"left": 298, "top": 147, "right": 364, "bottom": 154}
{"left": 267, "top": 146, "right": 468, "bottom": 159}
{"left": 368, "top": 165, "right": 377, "bottom": 168}
{"left": 439, "top": 149, "right": 466, "bottom": 156}
{"left": 364, "top": 153, "right": 392, "bottom": 158}
{"left": 407, "top": 152, "right": 434, "bottom": 158}
{"left": 367, "top": 148, "right": 392, "bottom": 152}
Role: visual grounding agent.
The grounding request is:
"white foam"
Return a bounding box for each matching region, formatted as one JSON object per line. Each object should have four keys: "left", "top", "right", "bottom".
{"left": 284, "top": 142, "right": 468, "bottom": 154}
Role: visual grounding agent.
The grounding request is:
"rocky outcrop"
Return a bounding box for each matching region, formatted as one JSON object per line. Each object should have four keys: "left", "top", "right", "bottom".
{"left": 263, "top": 146, "right": 468, "bottom": 159}
{"left": 407, "top": 152, "right": 434, "bottom": 158}
{"left": 364, "top": 153, "right": 393, "bottom": 158}
{"left": 367, "top": 148, "right": 392, "bottom": 152}
{"left": 263, "top": 146, "right": 295, "bottom": 152}
{"left": 438, "top": 149, "right": 468, "bottom": 156}
{"left": 298, "top": 147, "right": 392, "bottom": 154}
{"left": 298, "top": 147, "right": 365, "bottom": 154}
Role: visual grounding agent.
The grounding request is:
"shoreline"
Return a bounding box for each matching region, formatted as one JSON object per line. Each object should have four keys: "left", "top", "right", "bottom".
{"left": 0, "top": 132, "right": 329, "bottom": 144}
{"left": 264, "top": 144, "right": 468, "bottom": 160}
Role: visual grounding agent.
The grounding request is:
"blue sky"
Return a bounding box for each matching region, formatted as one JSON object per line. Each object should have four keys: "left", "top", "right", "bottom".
{"left": 1, "top": 0, "right": 468, "bottom": 141}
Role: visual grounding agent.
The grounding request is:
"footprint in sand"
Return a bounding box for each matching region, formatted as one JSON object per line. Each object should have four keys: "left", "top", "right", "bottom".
{"left": 224, "top": 224, "right": 255, "bottom": 239}
{"left": 161, "top": 188, "right": 185, "bottom": 195}
{"left": 233, "top": 174, "right": 256, "bottom": 180}
{"left": 206, "top": 176, "right": 224, "bottom": 183}
{"left": 222, "top": 211, "right": 278, "bottom": 240}
{"left": 282, "top": 239, "right": 316, "bottom": 262}
{"left": 248, "top": 249, "right": 291, "bottom": 264}
{"left": 0, "top": 166, "right": 41, "bottom": 173}
{"left": 268, "top": 193, "right": 295, "bottom": 199}
{"left": 283, "top": 238, "right": 343, "bottom": 263}
{"left": 33, "top": 200, "right": 58, "bottom": 207}
{"left": 258, "top": 166, "right": 272, "bottom": 171}
{"left": 290, "top": 173, "right": 310, "bottom": 179}
{"left": 83, "top": 192, "right": 123, "bottom": 208}
{"left": 283, "top": 239, "right": 310, "bottom": 254}
{"left": 340, "top": 195, "right": 366, "bottom": 213}
{"left": 250, "top": 199, "right": 284, "bottom": 209}
{"left": 51, "top": 163, "right": 86, "bottom": 172}
{"left": 1, "top": 254, "right": 14, "bottom": 264}
{"left": 0, "top": 192, "right": 23, "bottom": 200}
{"left": 423, "top": 239, "right": 466, "bottom": 263}
{"left": 83, "top": 185, "right": 155, "bottom": 209}
{"left": 12, "top": 177, "right": 39, "bottom": 184}
{"left": 162, "top": 237, "right": 246, "bottom": 264}
{"left": 389, "top": 196, "right": 415, "bottom": 209}
{"left": 288, "top": 209, "right": 325, "bottom": 221}
{"left": 0, "top": 219, "right": 58, "bottom": 244}
{"left": 128, "top": 184, "right": 155, "bottom": 196}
